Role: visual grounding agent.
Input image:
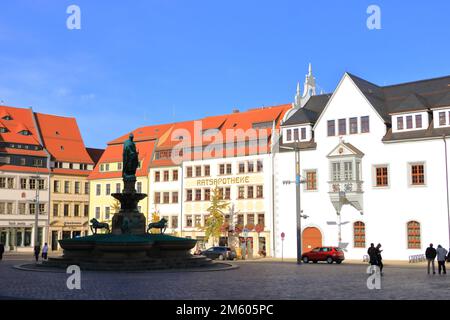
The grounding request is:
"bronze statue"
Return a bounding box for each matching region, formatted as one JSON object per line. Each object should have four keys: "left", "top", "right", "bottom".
{"left": 90, "top": 218, "right": 110, "bottom": 234}
{"left": 147, "top": 218, "right": 168, "bottom": 234}
{"left": 122, "top": 133, "right": 139, "bottom": 182}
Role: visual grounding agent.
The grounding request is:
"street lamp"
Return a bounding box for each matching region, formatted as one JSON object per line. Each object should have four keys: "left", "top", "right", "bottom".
{"left": 281, "top": 140, "right": 307, "bottom": 264}
{"left": 30, "top": 171, "right": 41, "bottom": 249}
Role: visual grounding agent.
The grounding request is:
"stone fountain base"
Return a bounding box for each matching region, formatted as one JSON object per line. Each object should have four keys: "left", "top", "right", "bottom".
{"left": 44, "top": 234, "right": 212, "bottom": 271}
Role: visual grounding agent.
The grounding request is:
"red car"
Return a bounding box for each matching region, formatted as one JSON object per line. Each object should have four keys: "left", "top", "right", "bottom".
{"left": 301, "top": 247, "right": 345, "bottom": 264}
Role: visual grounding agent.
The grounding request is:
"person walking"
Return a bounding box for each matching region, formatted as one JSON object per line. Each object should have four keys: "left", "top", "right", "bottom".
{"left": 425, "top": 243, "right": 437, "bottom": 275}
{"left": 0, "top": 243, "right": 4, "bottom": 261}
{"left": 42, "top": 243, "right": 48, "bottom": 261}
{"left": 376, "top": 243, "right": 383, "bottom": 275}
{"left": 436, "top": 245, "right": 448, "bottom": 275}
{"left": 367, "top": 243, "right": 378, "bottom": 266}
{"left": 34, "top": 245, "right": 40, "bottom": 263}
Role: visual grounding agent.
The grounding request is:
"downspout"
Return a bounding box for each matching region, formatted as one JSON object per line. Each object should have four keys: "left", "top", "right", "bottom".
{"left": 443, "top": 135, "right": 450, "bottom": 249}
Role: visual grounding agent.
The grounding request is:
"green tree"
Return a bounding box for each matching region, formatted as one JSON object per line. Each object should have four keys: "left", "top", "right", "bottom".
{"left": 205, "top": 188, "right": 230, "bottom": 245}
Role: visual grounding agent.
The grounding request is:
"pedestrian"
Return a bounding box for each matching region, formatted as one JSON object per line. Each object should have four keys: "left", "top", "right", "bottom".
{"left": 34, "top": 245, "right": 40, "bottom": 262}
{"left": 376, "top": 243, "right": 383, "bottom": 275}
{"left": 0, "top": 242, "right": 4, "bottom": 261}
{"left": 425, "top": 243, "right": 437, "bottom": 275}
{"left": 42, "top": 243, "right": 48, "bottom": 261}
{"left": 367, "top": 243, "right": 378, "bottom": 266}
{"left": 436, "top": 245, "right": 448, "bottom": 275}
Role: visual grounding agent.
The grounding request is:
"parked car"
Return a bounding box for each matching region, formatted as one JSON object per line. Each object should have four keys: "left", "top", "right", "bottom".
{"left": 201, "top": 246, "right": 237, "bottom": 261}
{"left": 301, "top": 247, "right": 345, "bottom": 264}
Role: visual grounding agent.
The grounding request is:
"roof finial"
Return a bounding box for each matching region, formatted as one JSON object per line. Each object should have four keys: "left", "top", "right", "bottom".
{"left": 308, "top": 63, "right": 312, "bottom": 76}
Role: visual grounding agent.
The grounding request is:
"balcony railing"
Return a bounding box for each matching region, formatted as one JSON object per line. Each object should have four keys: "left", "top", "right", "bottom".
{"left": 328, "top": 180, "right": 363, "bottom": 193}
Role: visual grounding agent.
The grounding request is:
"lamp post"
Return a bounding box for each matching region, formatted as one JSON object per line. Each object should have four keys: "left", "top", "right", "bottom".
{"left": 281, "top": 140, "right": 308, "bottom": 264}
{"left": 30, "top": 171, "right": 41, "bottom": 249}
{"left": 443, "top": 135, "right": 450, "bottom": 248}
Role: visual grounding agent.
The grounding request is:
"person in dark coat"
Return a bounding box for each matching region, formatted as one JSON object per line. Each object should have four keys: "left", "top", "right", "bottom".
{"left": 376, "top": 243, "right": 383, "bottom": 275}
{"left": 34, "top": 245, "right": 40, "bottom": 262}
{"left": 367, "top": 243, "right": 378, "bottom": 266}
{"left": 425, "top": 243, "right": 437, "bottom": 275}
{"left": 0, "top": 243, "right": 4, "bottom": 261}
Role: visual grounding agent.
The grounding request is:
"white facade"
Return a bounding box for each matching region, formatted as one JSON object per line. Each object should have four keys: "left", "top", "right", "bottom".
{"left": 274, "top": 74, "right": 450, "bottom": 261}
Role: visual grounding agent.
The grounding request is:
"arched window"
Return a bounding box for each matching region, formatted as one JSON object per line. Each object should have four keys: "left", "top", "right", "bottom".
{"left": 407, "top": 221, "right": 421, "bottom": 249}
{"left": 353, "top": 221, "right": 366, "bottom": 248}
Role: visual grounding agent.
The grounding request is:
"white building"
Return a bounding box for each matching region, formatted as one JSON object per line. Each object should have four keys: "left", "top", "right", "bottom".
{"left": 274, "top": 72, "right": 450, "bottom": 261}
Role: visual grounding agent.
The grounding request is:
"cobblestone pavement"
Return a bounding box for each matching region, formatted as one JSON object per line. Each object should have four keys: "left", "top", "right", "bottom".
{"left": 1, "top": 257, "right": 449, "bottom": 300}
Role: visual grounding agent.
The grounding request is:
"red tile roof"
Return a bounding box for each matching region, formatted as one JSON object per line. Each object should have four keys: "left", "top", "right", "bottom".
{"left": 35, "top": 113, "right": 94, "bottom": 164}
{"left": 0, "top": 106, "right": 42, "bottom": 146}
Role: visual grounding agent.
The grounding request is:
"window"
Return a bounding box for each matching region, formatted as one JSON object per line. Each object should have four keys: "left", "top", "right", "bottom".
{"left": 397, "top": 117, "right": 404, "bottom": 130}
{"left": 64, "top": 204, "right": 70, "bottom": 217}
{"left": 117, "top": 162, "right": 122, "bottom": 171}
{"left": 238, "top": 186, "right": 245, "bottom": 199}
{"left": 204, "top": 189, "right": 210, "bottom": 201}
{"left": 305, "top": 170, "right": 317, "bottom": 191}
{"left": 237, "top": 214, "right": 244, "bottom": 226}
{"left": 186, "top": 215, "right": 193, "bottom": 228}
{"left": 350, "top": 117, "right": 358, "bottom": 134}
{"left": 39, "top": 204, "right": 45, "bottom": 215}
{"left": 171, "top": 216, "right": 178, "bottom": 229}
{"left": 344, "top": 162, "right": 353, "bottom": 180}
{"left": 75, "top": 182, "right": 80, "bottom": 194}
{"left": 19, "top": 203, "right": 26, "bottom": 215}
{"left": 106, "top": 184, "right": 111, "bottom": 195}
{"left": 137, "top": 182, "right": 142, "bottom": 193}
{"left": 172, "top": 192, "right": 179, "bottom": 203}
{"left": 163, "top": 171, "right": 169, "bottom": 182}
{"left": 96, "top": 184, "right": 101, "bottom": 196}
{"left": 248, "top": 161, "right": 254, "bottom": 173}
{"left": 375, "top": 166, "right": 388, "bottom": 187}
{"left": 406, "top": 115, "right": 413, "bottom": 129}
{"left": 163, "top": 192, "right": 170, "bottom": 204}
{"left": 415, "top": 114, "right": 422, "bottom": 129}
{"left": 293, "top": 129, "right": 299, "bottom": 141}
{"left": 247, "top": 186, "right": 254, "bottom": 199}
{"left": 332, "top": 163, "right": 341, "bottom": 181}
{"left": 195, "top": 189, "right": 202, "bottom": 201}
{"left": 33, "top": 159, "right": 43, "bottom": 167}
{"left": 85, "top": 182, "right": 90, "bottom": 194}
{"left": 105, "top": 207, "right": 110, "bottom": 220}
{"left": 194, "top": 215, "right": 202, "bottom": 227}
{"left": 186, "top": 189, "right": 193, "bottom": 202}
{"left": 195, "top": 166, "right": 202, "bottom": 177}
{"left": 6, "top": 178, "right": 14, "bottom": 189}
{"left": 257, "top": 160, "right": 263, "bottom": 172}
{"left": 53, "top": 204, "right": 59, "bottom": 217}
{"left": 155, "top": 171, "right": 160, "bottom": 182}
{"left": 62, "top": 181, "right": 69, "bottom": 193}
{"left": 327, "top": 120, "right": 335, "bottom": 137}
{"left": 439, "top": 112, "right": 446, "bottom": 126}
{"left": 247, "top": 214, "right": 255, "bottom": 226}
{"left": 301, "top": 127, "right": 306, "bottom": 140}
{"left": 74, "top": 204, "right": 80, "bottom": 217}
{"left": 353, "top": 222, "right": 366, "bottom": 248}
{"left": 407, "top": 221, "right": 421, "bottom": 249}
{"left": 186, "top": 167, "right": 193, "bottom": 178}
{"left": 226, "top": 164, "right": 232, "bottom": 175}
{"left": 239, "top": 163, "right": 245, "bottom": 174}
{"left": 204, "top": 165, "right": 210, "bottom": 176}
{"left": 116, "top": 183, "right": 121, "bottom": 193}
{"left": 361, "top": 116, "right": 370, "bottom": 133}
{"left": 258, "top": 214, "right": 265, "bottom": 226}
{"left": 219, "top": 164, "right": 225, "bottom": 175}
{"left": 411, "top": 164, "right": 425, "bottom": 185}
{"left": 286, "top": 129, "right": 292, "bottom": 141}
{"left": 95, "top": 207, "right": 100, "bottom": 219}
{"left": 38, "top": 179, "right": 45, "bottom": 190}
{"left": 173, "top": 170, "right": 178, "bottom": 181}
{"left": 338, "top": 119, "right": 347, "bottom": 136}
{"left": 6, "top": 202, "right": 13, "bottom": 214}
{"left": 29, "top": 179, "right": 36, "bottom": 190}
{"left": 225, "top": 187, "right": 231, "bottom": 200}
{"left": 256, "top": 185, "right": 264, "bottom": 198}
{"left": 84, "top": 205, "right": 89, "bottom": 217}
{"left": 154, "top": 192, "right": 161, "bottom": 204}
{"left": 20, "top": 158, "right": 26, "bottom": 165}
{"left": 53, "top": 180, "right": 60, "bottom": 193}
{"left": 0, "top": 178, "right": 5, "bottom": 188}
{"left": 20, "top": 178, "right": 27, "bottom": 189}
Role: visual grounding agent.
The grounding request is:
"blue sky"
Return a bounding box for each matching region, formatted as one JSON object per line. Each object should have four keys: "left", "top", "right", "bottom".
{"left": 1, "top": 0, "right": 450, "bottom": 148}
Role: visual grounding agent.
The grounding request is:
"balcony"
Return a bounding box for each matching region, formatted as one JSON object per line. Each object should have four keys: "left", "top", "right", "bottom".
{"left": 328, "top": 180, "right": 364, "bottom": 213}
{"left": 328, "top": 180, "right": 363, "bottom": 193}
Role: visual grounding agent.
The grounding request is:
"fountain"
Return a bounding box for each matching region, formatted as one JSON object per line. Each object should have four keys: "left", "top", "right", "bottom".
{"left": 44, "top": 133, "right": 212, "bottom": 271}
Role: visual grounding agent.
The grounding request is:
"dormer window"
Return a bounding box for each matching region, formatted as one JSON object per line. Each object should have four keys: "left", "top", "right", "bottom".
{"left": 393, "top": 112, "right": 427, "bottom": 132}
{"left": 19, "top": 130, "right": 31, "bottom": 136}
{"left": 284, "top": 125, "right": 310, "bottom": 143}
{"left": 2, "top": 115, "right": 12, "bottom": 120}
{"left": 0, "top": 127, "right": 8, "bottom": 133}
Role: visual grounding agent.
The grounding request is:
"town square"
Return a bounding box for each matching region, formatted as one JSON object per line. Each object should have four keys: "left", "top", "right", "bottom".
{"left": 1, "top": 1, "right": 450, "bottom": 308}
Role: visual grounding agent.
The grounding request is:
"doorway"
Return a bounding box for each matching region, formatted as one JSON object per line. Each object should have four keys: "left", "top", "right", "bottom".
{"left": 51, "top": 231, "right": 59, "bottom": 251}
{"left": 302, "top": 227, "right": 322, "bottom": 253}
